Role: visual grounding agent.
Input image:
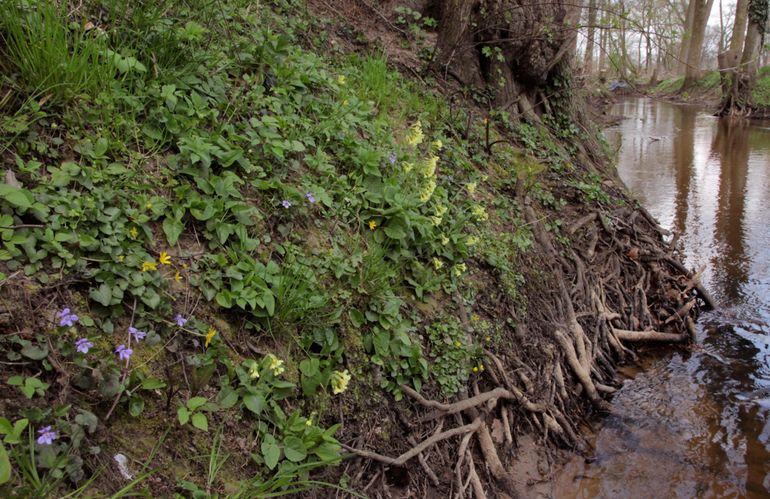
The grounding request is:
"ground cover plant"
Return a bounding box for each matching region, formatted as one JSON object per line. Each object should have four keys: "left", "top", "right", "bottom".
{"left": 0, "top": 0, "right": 707, "bottom": 496}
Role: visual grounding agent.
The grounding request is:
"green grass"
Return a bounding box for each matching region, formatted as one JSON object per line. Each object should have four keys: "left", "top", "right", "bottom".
{"left": 0, "top": 1, "right": 112, "bottom": 105}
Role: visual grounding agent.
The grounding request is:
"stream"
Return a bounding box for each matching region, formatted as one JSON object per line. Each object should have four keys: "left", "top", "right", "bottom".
{"left": 554, "top": 98, "right": 770, "bottom": 498}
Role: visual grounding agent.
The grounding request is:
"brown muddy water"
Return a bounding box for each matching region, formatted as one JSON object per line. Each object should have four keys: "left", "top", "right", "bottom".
{"left": 554, "top": 98, "right": 770, "bottom": 498}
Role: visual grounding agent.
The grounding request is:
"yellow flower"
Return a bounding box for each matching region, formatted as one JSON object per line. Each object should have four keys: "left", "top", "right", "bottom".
{"left": 129, "top": 227, "right": 138, "bottom": 239}
{"left": 305, "top": 418, "right": 313, "bottom": 426}
{"left": 479, "top": 363, "right": 485, "bottom": 372}
{"left": 205, "top": 328, "right": 217, "bottom": 348}
{"left": 337, "top": 75, "right": 346, "bottom": 85}
{"left": 249, "top": 360, "right": 259, "bottom": 379}
{"left": 466, "top": 182, "right": 477, "bottom": 194}
{"left": 402, "top": 162, "right": 414, "bottom": 173}
{"left": 419, "top": 177, "right": 437, "bottom": 202}
{"left": 434, "top": 204, "right": 448, "bottom": 217}
{"left": 473, "top": 366, "right": 479, "bottom": 373}
{"left": 142, "top": 261, "right": 157, "bottom": 272}
{"left": 471, "top": 314, "right": 480, "bottom": 322}
{"left": 440, "top": 235, "right": 449, "bottom": 246}
{"left": 422, "top": 155, "right": 438, "bottom": 177}
{"left": 471, "top": 204, "right": 488, "bottom": 222}
{"left": 430, "top": 216, "right": 442, "bottom": 227}
{"left": 175, "top": 271, "right": 182, "bottom": 282}
{"left": 466, "top": 235, "right": 479, "bottom": 246}
{"left": 145, "top": 202, "right": 153, "bottom": 210}
{"left": 452, "top": 263, "right": 467, "bottom": 276}
{"left": 485, "top": 336, "right": 491, "bottom": 342}
{"left": 265, "top": 353, "right": 285, "bottom": 376}
{"left": 331, "top": 369, "right": 351, "bottom": 395}
{"left": 159, "top": 251, "right": 171, "bottom": 265}
{"left": 116, "top": 255, "right": 125, "bottom": 263}
{"left": 432, "top": 139, "right": 443, "bottom": 151}
{"left": 368, "top": 220, "right": 377, "bottom": 230}
{"left": 405, "top": 121, "right": 424, "bottom": 146}
{"left": 454, "top": 341, "right": 461, "bottom": 347}
{"left": 342, "top": 99, "right": 348, "bottom": 106}
{"left": 432, "top": 258, "right": 443, "bottom": 270}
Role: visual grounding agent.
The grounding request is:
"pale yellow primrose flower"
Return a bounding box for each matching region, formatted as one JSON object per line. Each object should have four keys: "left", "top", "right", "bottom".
{"left": 266, "top": 353, "right": 285, "bottom": 376}
{"left": 406, "top": 121, "right": 424, "bottom": 146}
{"left": 331, "top": 369, "right": 351, "bottom": 394}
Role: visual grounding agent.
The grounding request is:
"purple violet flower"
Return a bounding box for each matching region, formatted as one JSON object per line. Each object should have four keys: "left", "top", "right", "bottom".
{"left": 388, "top": 153, "right": 397, "bottom": 165}
{"left": 305, "top": 192, "right": 316, "bottom": 203}
{"left": 281, "top": 199, "right": 292, "bottom": 209}
{"left": 75, "top": 337, "right": 93, "bottom": 354}
{"left": 57, "top": 308, "right": 79, "bottom": 327}
{"left": 128, "top": 326, "right": 146, "bottom": 342}
{"left": 116, "top": 344, "right": 133, "bottom": 361}
{"left": 175, "top": 314, "right": 188, "bottom": 327}
{"left": 37, "top": 426, "right": 57, "bottom": 445}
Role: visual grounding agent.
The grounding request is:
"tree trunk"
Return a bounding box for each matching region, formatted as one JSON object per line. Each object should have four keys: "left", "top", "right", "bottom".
{"left": 717, "top": 0, "right": 748, "bottom": 96}
{"left": 678, "top": 0, "right": 697, "bottom": 74}
{"left": 719, "top": 0, "right": 769, "bottom": 116}
{"left": 432, "top": 0, "right": 581, "bottom": 118}
{"left": 681, "top": 0, "right": 715, "bottom": 90}
{"left": 583, "top": 0, "right": 597, "bottom": 74}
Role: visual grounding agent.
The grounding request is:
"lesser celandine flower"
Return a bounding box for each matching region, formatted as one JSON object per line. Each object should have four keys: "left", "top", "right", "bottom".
{"left": 142, "top": 261, "right": 157, "bottom": 272}
{"left": 265, "top": 353, "right": 284, "bottom": 376}
{"left": 330, "top": 369, "right": 351, "bottom": 394}
{"left": 175, "top": 271, "right": 183, "bottom": 282}
{"left": 368, "top": 220, "right": 377, "bottom": 230}
{"left": 205, "top": 328, "right": 217, "bottom": 348}
{"left": 58, "top": 308, "right": 79, "bottom": 327}
{"left": 129, "top": 227, "right": 138, "bottom": 239}
{"left": 37, "top": 426, "right": 57, "bottom": 445}
{"left": 75, "top": 337, "right": 93, "bottom": 354}
{"left": 159, "top": 251, "right": 171, "bottom": 265}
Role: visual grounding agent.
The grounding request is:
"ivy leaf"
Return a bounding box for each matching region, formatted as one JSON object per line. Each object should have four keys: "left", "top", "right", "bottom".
{"left": 89, "top": 283, "right": 114, "bottom": 306}
{"left": 162, "top": 217, "right": 184, "bottom": 245}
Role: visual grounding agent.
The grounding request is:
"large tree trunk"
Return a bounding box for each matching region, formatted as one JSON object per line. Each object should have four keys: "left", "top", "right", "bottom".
{"left": 717, "top": 0, "right": 748, "bottom": 95}
{"left": 677, "top": 0, "right": 698, "bottom": 74}
{"left": 681, "top": 0, "right": 715, "bottom": 90}
{"left": 432, "top": 0, "right": 580, "bottom": 119}
{"left": 719, "top": 0, "right": 769, "bottom": 116}
{"left": 583, "top": 0, "right": 597, "bottom": 74}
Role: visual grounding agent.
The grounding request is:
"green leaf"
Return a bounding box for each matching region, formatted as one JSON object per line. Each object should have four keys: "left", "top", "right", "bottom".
{"left": 261, "top": 434, "right": 280, "bottom": 470}
{"left": 0, "top": 418, "right": 12, "bottom": 435}
{"left": 162, "top": 217, "right": 184, "bottom": 245}
{"left": 0, "top": 184, "right": 32, "bottom": 210}
{"left": 349, "top": 309, "right": 365, "bottom": 327}
{"left": 177, "top": 407, "right": 190, "bottom": 426}
{"left": 313, "top": 442, "right": 342, "bottom": 464}
{"left": 299, "top": 358, "right": 319, "bottom": 377}
{"left": 282, "top": 436, "right": 307, "bottom": 463}
{"left": 0, "top": 441, "right": 10, "bottom": 485}
{"left": 90, "top": 283, "right": 114, "bottom": 306}
{"left": 129, "top": 396, "right": 145, "bottom": 417}
{"left": 191, "top": 413, "right": 208, "bottom": 432}
{"left": 186, "top": 396, "right": 207, "bottom": 411}
{"left": 242, "top": 394, "right": 265, "bottom": 415}
{"left": 20, "top": 344, "right": 47, "bottom": 360}
{"left": 141, "top": 378, "right": 167, "bottom": 390}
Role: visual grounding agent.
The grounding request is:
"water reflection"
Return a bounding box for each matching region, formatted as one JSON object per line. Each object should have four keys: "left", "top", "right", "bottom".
{"left": 558, "top": 99, "right": 770, "bottom": 498}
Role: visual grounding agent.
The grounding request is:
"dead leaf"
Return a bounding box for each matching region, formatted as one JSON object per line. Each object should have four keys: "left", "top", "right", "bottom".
{"left": 5, "top": 169, "right": 19, "bottom": 187}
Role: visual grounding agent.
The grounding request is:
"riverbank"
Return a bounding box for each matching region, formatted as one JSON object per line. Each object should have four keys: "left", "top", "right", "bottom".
{"left": 0, "top": 2, "right": 706, "bottom": 496}
{"left": 641, "top": 67, "right": 770, "bottom": 118}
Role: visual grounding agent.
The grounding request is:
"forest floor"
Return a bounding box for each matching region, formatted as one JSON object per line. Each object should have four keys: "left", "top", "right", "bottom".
{"left": 0, "top": 1, "right": 709, "bottom": 497}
